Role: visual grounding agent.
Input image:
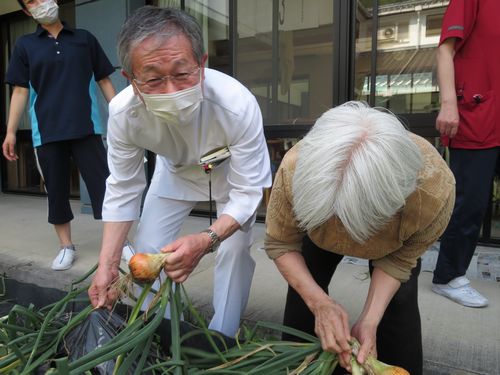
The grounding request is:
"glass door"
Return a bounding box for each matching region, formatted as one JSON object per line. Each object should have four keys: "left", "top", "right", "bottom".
{"left": 234, "top": 0, "right": 337, "bottom": 216}
{"left": 236, "top": 0, "right": 335, "bottom": 125}
{"left": 1, "top": 2, "right": 79, "bottom": 196}
{"left": 1, "top": 14, "right": 42, "bottom": 194}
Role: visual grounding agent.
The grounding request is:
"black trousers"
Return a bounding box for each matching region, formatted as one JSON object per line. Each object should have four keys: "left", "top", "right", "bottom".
{"left": 282, "top": 236, "right": 422, "bottom": 375}
{"left": 434, "top": 147, "right": 499, "bottom": 284}
{"left": 35, "top": 135, "right": 109, "bottom": 224}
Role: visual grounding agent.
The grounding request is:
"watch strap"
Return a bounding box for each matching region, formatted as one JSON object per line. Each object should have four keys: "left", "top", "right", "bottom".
{"left": 201, "top": 228, "right": 221, "bottom": 253}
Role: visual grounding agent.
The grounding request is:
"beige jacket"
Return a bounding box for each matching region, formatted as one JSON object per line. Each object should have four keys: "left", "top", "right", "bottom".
{"left": 265, "top": 133, "right": 455, "bottom": 282}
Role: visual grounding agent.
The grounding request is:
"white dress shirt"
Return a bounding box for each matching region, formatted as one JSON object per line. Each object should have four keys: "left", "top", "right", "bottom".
{"left": 102, "top": 68, "right": 272, "bottom": 227}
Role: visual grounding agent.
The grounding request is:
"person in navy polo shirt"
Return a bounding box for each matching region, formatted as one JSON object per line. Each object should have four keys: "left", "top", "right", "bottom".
{"left": 2, "top": 0, "right": 116, "bottom": 271}
{"left": 432, "top": 0, "right": 500, "bottom": 307}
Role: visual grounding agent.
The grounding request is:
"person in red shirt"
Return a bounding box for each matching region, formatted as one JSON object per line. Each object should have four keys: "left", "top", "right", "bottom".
{"left": 432, "top": 0, "right": 499, "bottom": 307}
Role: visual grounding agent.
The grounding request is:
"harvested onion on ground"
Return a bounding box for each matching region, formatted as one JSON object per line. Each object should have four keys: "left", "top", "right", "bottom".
{"left": 128, "top": 253, "right": 169, "bottom": 283}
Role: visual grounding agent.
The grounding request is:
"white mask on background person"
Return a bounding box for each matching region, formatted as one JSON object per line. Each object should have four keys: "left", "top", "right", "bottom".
{"left": 139, "top": 79, "right": 203, "bottom": 125}
{"left": 30, "top": 0, "right": 59, "bottom": 25}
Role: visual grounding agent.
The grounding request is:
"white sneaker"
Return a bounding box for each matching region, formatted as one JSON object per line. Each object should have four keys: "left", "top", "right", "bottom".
{"left": 432, "top": 276, "right": 488, "bottom": 308}
{"left": 51, "top": 247, "right": 76, "bottom": 271}
{"left": 121, "top": 241, "right": 136, "bottom": 263}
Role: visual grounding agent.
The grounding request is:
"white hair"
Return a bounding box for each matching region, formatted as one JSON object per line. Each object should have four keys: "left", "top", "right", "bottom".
{"left": 292, "top": 101, "right": 423, "bottom": 243}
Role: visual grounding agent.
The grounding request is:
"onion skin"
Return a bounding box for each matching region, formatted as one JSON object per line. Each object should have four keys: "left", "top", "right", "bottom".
{"left": 128, "top": 253, "right": 169, "bottom": 283}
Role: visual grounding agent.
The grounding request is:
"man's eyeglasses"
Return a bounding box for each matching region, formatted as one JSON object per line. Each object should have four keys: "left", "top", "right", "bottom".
{"left": 133, "top": 66, "right": 201, "bottom": 90}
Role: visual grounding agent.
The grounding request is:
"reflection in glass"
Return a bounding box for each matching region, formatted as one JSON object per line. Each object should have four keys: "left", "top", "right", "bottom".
{"left": 156, "top": 0, "right": 181, "bottom": 8}
{"left": 185, "top": 0, "right": 230, "bottom": 74}
{"left": 355, "top": 0, "right": 448, "bottom": 114}
{"left": 354, "top": 1, "right": 373, "bottom": 101}
{"left": 236, "top": 0, "right": 334, "bottom": 125}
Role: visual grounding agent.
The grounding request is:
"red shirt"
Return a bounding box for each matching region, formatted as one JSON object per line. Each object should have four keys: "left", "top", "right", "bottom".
{"left": 439, "top": 0, "right": 500, "bottom": 149}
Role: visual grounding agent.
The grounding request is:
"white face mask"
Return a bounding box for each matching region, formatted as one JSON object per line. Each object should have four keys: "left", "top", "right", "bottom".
{"left": 139, "top": 80, "right": 203, "bottom": 125}
{"left": 30, "top": 0, "right": 59, "bottom": 25}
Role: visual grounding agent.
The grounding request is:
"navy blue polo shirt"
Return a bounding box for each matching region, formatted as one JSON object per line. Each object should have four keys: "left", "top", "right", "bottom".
{"left": 6, "top": 24, "right": 114, "bottom": 147}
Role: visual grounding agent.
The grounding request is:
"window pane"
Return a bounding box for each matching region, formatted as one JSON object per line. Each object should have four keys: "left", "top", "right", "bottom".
{"left": 185, "top": 0, "right": 230, "bottom": 74}
{"left": 236, "top": 0, "right": 334, "bottom": 124}
{"left": 354, "top": 1, "right": 373, "bottom": 102}
{"left": 156, "top": 0, "right": 181, "bottom": 8}
{"left": 236, "top": 0, "right": 273, "bottom": 121}
{"left": 376, "top": 1, "right": 447, "bottom": 113}
{"left": 426, "top": 14, "right": 442, "bottom": 37}
{"left": 8, "top": 18, "right": 36, "bottom": 130}
{"left": 355, "top": 0, "right": 449, "bottom": 114}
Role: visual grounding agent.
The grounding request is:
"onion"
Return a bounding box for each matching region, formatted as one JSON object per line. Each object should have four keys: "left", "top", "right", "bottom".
{"left": 128, "top": 253, "right": 169, "bottom": 283}
{"left": 362, "top": 356, "right": 410, "bottom": 375}
{"left": 351, "top": 338, "right": 410, "bottom": 375}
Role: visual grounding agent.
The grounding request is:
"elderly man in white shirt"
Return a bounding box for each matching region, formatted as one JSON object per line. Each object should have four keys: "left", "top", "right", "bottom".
{"left": 88, "top": 6, "right": 271, "bottom": 337}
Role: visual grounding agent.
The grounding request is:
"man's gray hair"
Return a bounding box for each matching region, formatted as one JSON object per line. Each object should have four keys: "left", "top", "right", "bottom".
{"left": 118, "top": 6, "right": 205, "bottom": 75}
{"left": 292, "top": 101, "right": 423, "bottom": 243}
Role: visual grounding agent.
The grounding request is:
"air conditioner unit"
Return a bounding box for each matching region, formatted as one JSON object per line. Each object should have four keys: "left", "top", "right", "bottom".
{"left": 378, "top": 26, "right": 398, "bottom": 42}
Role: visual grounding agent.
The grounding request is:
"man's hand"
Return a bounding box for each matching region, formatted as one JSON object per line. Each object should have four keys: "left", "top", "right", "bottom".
{"left": 436, "top": 102, "right": 460, "bottom": 138}
{"left": 161, "top": 232, "right": 211, "bottom": 283}
{"left": 311, "top": 299, "right": 352, "bottom": 369}
{"left": 2, "top": 133, "right": 18, "bottom": 161}
{"left": 351, "top": 318, "right": 378, "bottom": 365}
{"left": 89, "top": 221, "right": 133, "bottom": 308}
{"left": 88, "top": 265, "right": 120, "bottom": 309}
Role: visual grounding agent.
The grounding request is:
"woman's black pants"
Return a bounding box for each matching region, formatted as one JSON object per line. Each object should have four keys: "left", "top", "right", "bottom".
{"left": 282, "top": 236, "right": 423, "bottom": 375}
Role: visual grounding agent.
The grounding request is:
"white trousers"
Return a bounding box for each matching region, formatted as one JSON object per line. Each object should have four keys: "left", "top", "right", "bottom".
{"left": 133, "top": 192, "right": 256, "bottom": 337}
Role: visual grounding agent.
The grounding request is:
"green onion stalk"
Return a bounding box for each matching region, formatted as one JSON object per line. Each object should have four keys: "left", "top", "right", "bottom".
{"left": 0, "top": 253, "right": 411, "bottom": 374}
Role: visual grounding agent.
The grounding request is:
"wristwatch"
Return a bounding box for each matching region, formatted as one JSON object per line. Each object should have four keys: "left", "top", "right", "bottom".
{"left": 201, "top": 228, "right": 221, "bottom": 253}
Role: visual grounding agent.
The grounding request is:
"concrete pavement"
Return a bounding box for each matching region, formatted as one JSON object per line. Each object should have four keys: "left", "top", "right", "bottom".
{"left": 0, "top": 193, "right": 498, "bottom": 374}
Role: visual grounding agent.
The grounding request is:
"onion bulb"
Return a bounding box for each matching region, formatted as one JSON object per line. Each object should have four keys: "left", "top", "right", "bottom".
{"left": 362, "top": 356, "right": 410, "bottom": 375}
{"left": 350, "top": 339, "right": 410, "bottom": 375}
{"left": 128, "top": 253, "right": 169, "bottom": 283}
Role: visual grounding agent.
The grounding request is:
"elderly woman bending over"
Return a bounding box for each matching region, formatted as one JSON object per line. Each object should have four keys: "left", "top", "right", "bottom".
{"left": 265, "top": 101, "right": 455, "bottom": 375}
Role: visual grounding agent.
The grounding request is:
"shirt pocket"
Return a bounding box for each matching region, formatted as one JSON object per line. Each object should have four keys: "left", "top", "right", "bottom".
{"left": 454, "top": 89, "right": 496, "bottom": 144}
{"left": 453, "top": 58, "right": 496, "bottom": 144}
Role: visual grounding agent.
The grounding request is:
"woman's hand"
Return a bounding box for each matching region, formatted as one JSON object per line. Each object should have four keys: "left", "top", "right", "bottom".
{"left": 311, "top": 298, "right": 352, "bottom": 369}
{"left": 274, "top": 251, "right": 354, "bottom": 370}
{"left": 351, "top": 318, "right": 378, "bottom": 364}
{"left": 352, "top": 267, "right": 401, "bottom": 365}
